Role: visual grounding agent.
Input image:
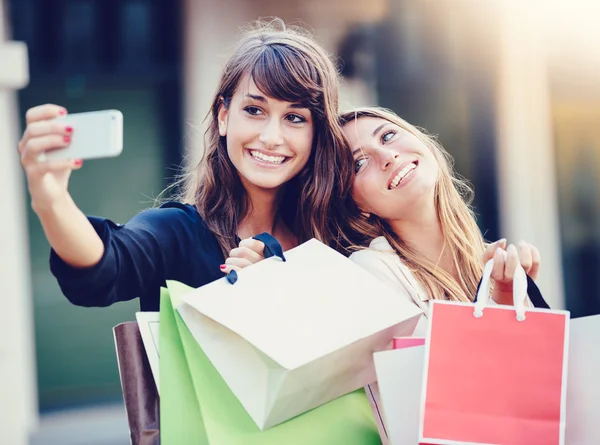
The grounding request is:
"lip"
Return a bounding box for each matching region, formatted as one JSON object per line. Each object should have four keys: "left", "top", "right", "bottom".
{"left": 387, "top": 160, "right": 418, "bottom": 190}
{"left": 245, "top": 148, "right": 291, "bottom": 168}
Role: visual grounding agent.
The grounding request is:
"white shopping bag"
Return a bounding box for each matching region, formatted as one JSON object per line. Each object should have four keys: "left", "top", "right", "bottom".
{"left": 566, "top": 314, "right": 600, "bottom": 444}
{"left": 372, "top": 345, "right": 425, "bottom": 445}
{"left": 135, "top": 312, "right": 160, "bottom": 393}
{"left": 177, "top": 238, "right": 423, "bottom": 430}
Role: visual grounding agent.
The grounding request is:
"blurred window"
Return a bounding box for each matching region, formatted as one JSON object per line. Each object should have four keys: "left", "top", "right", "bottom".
{"left": 8, "top": 0, "right": 183, "bottom": 411}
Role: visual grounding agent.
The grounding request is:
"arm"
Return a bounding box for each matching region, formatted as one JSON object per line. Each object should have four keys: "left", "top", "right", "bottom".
{"left": 50, "top": 203, "right": 198, "bottom": 307}
{"left": 36, "top": 194, "right": 105, "bottom": 268}
{"left": 19, "top": 105, "right": 198, "bottom": 307}
{"left": 19, "top": 104, "right": 104, "bottom": 268}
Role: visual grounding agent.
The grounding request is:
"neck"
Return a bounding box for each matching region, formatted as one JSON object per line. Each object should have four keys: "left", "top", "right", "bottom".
{"left": 388, "top": 202, "right": 452, "bottom": 272}
{"left": 237, "top": 183, "right": 281, "bottom": 240}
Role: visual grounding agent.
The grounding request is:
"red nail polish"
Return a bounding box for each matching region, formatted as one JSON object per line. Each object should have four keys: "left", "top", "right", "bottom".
{"left": 220, "top": 264, "right": 226, "bottom": 270}
{"left": 58, "top": 109, "right": 67, "bottom": 116}
{"left": 74, "top": 159, "right": 83, "bottom": 167}
{"left": 65, "top": 126, "right": 73, "bottom": 133}
{"left": 64, "top": 135, "right": 71, "bottom": 143}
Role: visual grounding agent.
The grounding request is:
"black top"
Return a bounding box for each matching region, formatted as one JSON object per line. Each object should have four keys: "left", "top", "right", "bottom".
{"left": 49, "top": 202, "right": 225, "bottom": 311}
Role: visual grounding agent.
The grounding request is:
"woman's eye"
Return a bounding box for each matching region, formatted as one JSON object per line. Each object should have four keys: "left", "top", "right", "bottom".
{"left": 286, "top": 114, "right": 306, "bottom": 124}
{"left": 382, "top": 131, "right": 396, "bottom": 143}
{"left": 355, "top": 158, "right": 367, "bottom": 173}
{"left": 244, "top": 106, "right": 263, "bottom": 116}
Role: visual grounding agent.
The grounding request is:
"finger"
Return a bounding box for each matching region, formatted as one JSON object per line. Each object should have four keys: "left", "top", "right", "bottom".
{"left": 490, "top": 248, "right": 506, "bottom": 282}
{"left": 503, "top": 244, "right": 519, "bottom": 281}
{"left": 25, "top": 104, "right": 67, "bottom": 125}
{"left": 483, "top": 238, "right": 506, "bottom": 263}
{"left": 228, "top": 246, "right": 263, "bottom": 264}
{"left": 224, "top": 257, "right": 253, "bottom": 269}
{"left": 238, "top": 238, "right": 265, "bottom": 255}
{"left": 21, "top": 135, "right": 71, "bottom": 164}
{"left": 221, "top": 264, "right": 241, "bottom": 274}
{"left": 25, "top": 159, "right": 82, "bottom": 178}
{"left": 517, "top": 240, "right": 533, "bottom": 274}
{"left": 529, "top": 244, "right": 541, "bottom": 280}
{"left": 20, "top": 120, "right": 73, "bottom": 151}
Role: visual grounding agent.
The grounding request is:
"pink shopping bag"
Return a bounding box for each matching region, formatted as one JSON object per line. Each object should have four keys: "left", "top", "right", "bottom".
{"left": 393, "top": 337, "right": 425, "bottom": 349}
{"left": 420, "top": 260, "right": 570, "bottom": 445}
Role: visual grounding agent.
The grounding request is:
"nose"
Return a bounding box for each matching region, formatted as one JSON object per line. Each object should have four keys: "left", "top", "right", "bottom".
{"left": 259, "top": 118, "right": 284, "bottom": 149}
{"left": 382, "top": 149, "right": 399, "bottom": 170}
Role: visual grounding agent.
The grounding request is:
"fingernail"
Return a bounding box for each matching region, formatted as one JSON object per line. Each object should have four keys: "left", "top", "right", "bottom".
{"left": 73, "top": 159, "right": 83, "bottom": 166}
{"left": 63, "top": 135, "right": 71, "bottom": 143}
{"left": 495, "top": 247, "right": 503, "bottom": 255}
{"left": 58, "top": 109, "right": 67, "bottom": 116}
{"left": 219, "top": 264, "right": 226, "bottom": 270}
{"left": 65, "top": 126, "right": 73, "bottom": 133}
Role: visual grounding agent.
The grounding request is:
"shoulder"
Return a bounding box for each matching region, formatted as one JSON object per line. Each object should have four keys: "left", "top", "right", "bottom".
{"left": 350, "top": 236, "right": 431, "bottom": 307}
{"left": 349, "top": 236, "right": 400, "bottom": 266}
{"left": 350, "top": 237, "right": 428, "bottom": 311}
{"left": 120, "top": 201, "right": 217, "bottom": 244}
{"left": 125, "top": 202, "right": 200, "bottom": 230}
{"left": 349, "top": 236, "right": 404, "bottom": 282}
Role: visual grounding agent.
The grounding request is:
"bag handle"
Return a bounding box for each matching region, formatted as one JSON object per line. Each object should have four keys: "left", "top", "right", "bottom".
{"left": 524, "top": 275, "right": 550, "bottom": 309}
{"left": 226, "top": 232, "right": 286, "bottom": 284}
{"left": 474, "top": 273, "right": 549, "bottom": 308}
{"left": 473, "top": 256, "right": 550, "bottom": 320}
{"left": 473, "top": 259, "right": 529, "bottom": 321}
{"left": 473, "top": 252, "right": 550, "bottom": 309}
{"left": 252, "top": 232, "right": 286, "bottom": 262}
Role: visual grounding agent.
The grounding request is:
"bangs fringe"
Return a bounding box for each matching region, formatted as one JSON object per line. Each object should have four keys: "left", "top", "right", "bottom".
{"left": 250, "top": 45, "right": 323, "bottom": 114}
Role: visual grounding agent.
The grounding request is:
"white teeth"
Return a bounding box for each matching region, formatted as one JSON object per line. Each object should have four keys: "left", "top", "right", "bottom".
{"left": 390, "top": 163, "right": 417, "bottom": 189}
{"left": 250, "top": 150, "right": 286, "bottom": 164}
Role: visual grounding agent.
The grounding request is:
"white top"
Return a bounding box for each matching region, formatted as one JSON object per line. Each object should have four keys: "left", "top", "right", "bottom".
{"left": 349, "top": 236, "right": 515, "bottom": 338}
{"left": 349, "top": 236, "right": 432, "bottom": 336}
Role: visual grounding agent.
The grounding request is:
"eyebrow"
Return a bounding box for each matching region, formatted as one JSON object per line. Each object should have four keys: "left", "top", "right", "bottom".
{"left": 372, "top": 122, "right": 390, "bottom": 137}
{"left": 244, "top": 94, "right": 308, "bottom": 110}
{"left": 350, "top": 122, "right": 392, "bottom": 156}
{"left": 245, "top": 94, "right": 267, "bottom": 103}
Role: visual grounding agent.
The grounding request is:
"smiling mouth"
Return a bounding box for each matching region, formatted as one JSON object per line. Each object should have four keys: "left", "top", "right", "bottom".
{"left": 389, "top": 161, "right": 418, "bottom": 189}
{"left": 248, "top": 150, "right": 290, "bottom": 165}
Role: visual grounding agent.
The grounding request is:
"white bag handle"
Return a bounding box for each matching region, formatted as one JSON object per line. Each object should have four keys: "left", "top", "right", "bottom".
{"left": 473, "top": 253, "right": 528, "bottom": 321}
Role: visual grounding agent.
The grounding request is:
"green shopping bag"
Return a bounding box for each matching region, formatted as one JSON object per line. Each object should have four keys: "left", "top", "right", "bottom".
{"left": 161, "top": 280, "right": 382, "bottom": 445}
{"left": 159, "top": 286, "right": 208, "bottom": 444}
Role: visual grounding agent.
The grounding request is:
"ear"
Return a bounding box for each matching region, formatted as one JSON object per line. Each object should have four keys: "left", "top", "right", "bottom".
{"left": 217, "top": 97, "right": 229, "bottom": 137}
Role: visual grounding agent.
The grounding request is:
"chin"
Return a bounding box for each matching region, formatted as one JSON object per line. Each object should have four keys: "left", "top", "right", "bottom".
{"left": 243, "top": 175, "right": 290, "bottom": 191}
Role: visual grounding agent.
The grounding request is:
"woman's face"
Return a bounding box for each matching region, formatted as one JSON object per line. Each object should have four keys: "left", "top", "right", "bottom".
{"left": 218, "top": 75, "right": 314, "bottom": 193}
{"left": 343, "top": 116, "right": 439, "bottom": 220}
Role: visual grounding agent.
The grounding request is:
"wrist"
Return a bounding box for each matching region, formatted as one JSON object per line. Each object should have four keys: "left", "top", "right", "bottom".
{"left": 32, "top": 192, "right": 73, "bottom": 218}
{"left": 491, "top": 284, "right": 513, "bottom": 305}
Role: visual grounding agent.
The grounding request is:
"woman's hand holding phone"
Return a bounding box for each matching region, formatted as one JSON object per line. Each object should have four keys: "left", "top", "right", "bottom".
{"left": 18, "top": 104, "right": 82, "bottom": 213}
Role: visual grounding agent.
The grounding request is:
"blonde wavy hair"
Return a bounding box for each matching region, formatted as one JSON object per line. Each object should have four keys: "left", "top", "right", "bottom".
{"left": 338, "top": 107, "right": 486, "bottom": 302}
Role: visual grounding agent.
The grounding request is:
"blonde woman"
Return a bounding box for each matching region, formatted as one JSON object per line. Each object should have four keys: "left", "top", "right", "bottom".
{"left": 338, "top": 107, "right": 541, "bottom": 334}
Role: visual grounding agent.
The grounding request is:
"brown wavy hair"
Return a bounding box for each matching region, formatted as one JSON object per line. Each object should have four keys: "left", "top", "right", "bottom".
{"left": 173, "top": 19, "right": 353, "bottom": 257}
{"left": 338, "top": 107, "right": 486, "bottom": 302}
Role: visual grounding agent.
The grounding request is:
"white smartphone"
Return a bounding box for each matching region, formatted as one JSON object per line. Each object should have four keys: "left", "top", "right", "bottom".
{"left": 41, "top": 109, "right": 124, "bottom": 161}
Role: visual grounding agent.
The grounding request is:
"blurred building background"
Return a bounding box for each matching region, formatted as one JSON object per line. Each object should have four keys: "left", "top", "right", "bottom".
{"left": 1, "top": 0, "right": 600, "bottom": 443}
